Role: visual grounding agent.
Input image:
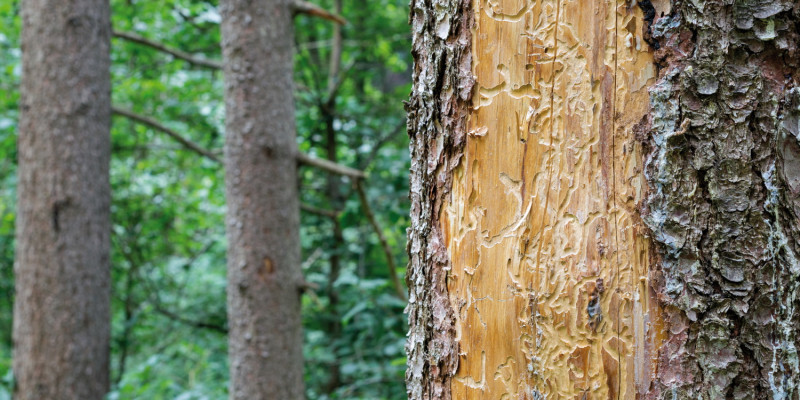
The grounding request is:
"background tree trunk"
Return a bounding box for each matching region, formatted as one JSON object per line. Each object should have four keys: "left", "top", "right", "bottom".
{"left": 13, "top": 0, "right": 112, "bottom": 398}
{"left": 406, "top": 0, "right": 800, "bottom": 398}
{"left": 220, "top": 0, "right": 305, "bottom": 398}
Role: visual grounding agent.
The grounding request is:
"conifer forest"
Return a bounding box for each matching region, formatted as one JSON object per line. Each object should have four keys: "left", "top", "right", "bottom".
{"left": 1, "top": 0, "right": 799, "bottom": 399}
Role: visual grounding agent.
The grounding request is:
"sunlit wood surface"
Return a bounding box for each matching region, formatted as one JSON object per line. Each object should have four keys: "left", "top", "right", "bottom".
{"left": 440, "top": 0, "right": 665, "bottom": 397}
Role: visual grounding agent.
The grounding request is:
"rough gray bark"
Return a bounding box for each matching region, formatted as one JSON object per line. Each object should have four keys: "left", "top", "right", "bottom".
{"left": 220, "top": 0, "right": 305, "bottom": 398}
{"left": 13, "top": 0, "right": 112, "bottom": 398}
{"left": 641, "top": 0, "right": 800, "bottom": 398}
{"left": 405, "top": 0, "right": 473, "bottom": 399}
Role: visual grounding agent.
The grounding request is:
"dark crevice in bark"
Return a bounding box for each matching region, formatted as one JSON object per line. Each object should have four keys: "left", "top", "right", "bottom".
{"left": 640, "top": 0, "right": 800, "bottom": 398}
{"left": 637, "top": 0, "right": 659, "bottom": 49}
{"left": 405, "top": 0, "right": 474, "bottom": 398}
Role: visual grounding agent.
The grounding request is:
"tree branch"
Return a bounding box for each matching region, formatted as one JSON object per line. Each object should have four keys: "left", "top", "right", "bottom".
{"left": 355, "top": 181, "right": 406, "bottom": 300}
{"left": 151, "top": 304, "right": 228, "bottom": 334}
{"left": 291, "top": 0, "right": 348, "bottom": 25}
{"left": 301, "top": 203, "right": 340, "bottom": 219}
{"left": 113, "top": 107, "right": 370, "bottom": 229}
{"left": 112, "top": 106, "right": 222, "bottom": 163}
{"left": 112, "top": 30, "right": 223, "bottom": 70}
{"left": 297, "top": 152, "right": 366, "bottom": 179}
{"left": 114, "top": 108, "right": 365, "bottom": 180}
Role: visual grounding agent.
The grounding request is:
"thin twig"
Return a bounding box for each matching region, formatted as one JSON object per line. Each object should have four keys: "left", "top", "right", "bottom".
{"left": 112, "top": 106, "right": 221, "bottom": 163}
{"left": 302, "top": 248, "right": 325, "bottom": 270}
{"left": 116, "top": 107, "right": 365, "bottom": 179}
{"left": 297, "top": 152, "right": 366, "bottom": 179}
{"left": 112, "top": 31, "right": 223, "bottom": 70}
{"left": 359, "top": 121, "right": 406, "bottom": 170}
{"left": 291, "top": 0, "right": 348, "bottom": 25}
{"left": 151, "top": 304, "right": 228, "bottom": 334}
{"left": 355, "top": 181, "right": 406, "bottom": 300}
{"left": 126, "top": 243, "right": 229, "bottom": 335}
{"left": 325, "top": 58, "right": 357, "bottom": 105}
{"left": 300, "top": 249, "right": 323, "bottom": 304}
{"left": 301, "top": 203, "right": 340, "bottom": 219}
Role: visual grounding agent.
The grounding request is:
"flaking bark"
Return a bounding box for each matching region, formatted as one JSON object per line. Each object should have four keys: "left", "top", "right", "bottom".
{"left": 405, "top": 0, "right": 474, "bottom": 399}
{"left": 641, "top": 0, "right": 800, "bottom": 398}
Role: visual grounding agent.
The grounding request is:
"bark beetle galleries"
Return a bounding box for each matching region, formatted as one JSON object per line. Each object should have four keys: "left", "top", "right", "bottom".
{"left": 410, "top": 0, "right": 661, "bottom": 397}
{"left": 409, "top": 0, "right": 800, "bottom": 398}
{"left": 442, "top": 0, "right": 660, "bottom": 397}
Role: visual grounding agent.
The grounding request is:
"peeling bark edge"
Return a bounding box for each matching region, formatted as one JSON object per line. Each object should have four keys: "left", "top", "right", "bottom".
{"left": 405, "top": 0, "right": 474, "bottom": 399}
{"left": 640, "top": 0, "right": 800, "bottom": 398}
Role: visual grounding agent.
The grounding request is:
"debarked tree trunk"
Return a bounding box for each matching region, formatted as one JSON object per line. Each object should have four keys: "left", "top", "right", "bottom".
{"left": 405, "top": 0, "right": 800, "bottom": 398}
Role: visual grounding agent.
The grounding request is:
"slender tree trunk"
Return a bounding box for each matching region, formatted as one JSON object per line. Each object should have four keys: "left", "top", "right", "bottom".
{"left": 220, "top": 0, "right": 305, "bottom": 398}
{"left": 14, "top": 0, "right": 112, "bottom": 398}
{"left": 406, "top": 0, "right": 799, "bottom": 398}
{"left": 322, "top": 114, "right": 345, "bottom": 395}
{"left": 323, "top": 1, "right": 345, "bottom": 392}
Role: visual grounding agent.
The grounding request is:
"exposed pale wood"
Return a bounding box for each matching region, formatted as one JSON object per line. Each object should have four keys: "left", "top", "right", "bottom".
{"left": 439, "top": 0, "right": 663, "bottom": 397}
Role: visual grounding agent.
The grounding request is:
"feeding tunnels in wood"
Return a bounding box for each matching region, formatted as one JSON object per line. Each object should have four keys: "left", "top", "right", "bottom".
{"left": 406, "top": 0, "right": 800, "bottom": 398}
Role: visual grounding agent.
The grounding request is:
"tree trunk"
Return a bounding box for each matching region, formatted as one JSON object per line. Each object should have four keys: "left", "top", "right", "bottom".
{"left": 642, "top": 0, "right": 799, "bottom": 397}
{"left": 220, "top": 0, "right": 305, "bottom": 398}
{"left": 323, "top": 1, "right": 345, "bottom": 392}
{"left": 406, "top": 0, "right": 800, "bottom": 398}
{"left": 14, "top": 0, "right": 112, "bottom": 398}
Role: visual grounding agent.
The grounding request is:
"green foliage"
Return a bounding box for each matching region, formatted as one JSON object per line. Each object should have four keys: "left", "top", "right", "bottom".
{"left": 0, "top": 0, "right": 410, "bottom": 398}
{"left": 0, "top": 3, "right": 19, "bottom": 396}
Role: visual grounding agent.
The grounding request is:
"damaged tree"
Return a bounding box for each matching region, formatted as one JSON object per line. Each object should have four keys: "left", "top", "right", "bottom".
{"left": 406, "top": 0, "right": 799, "bottom": 398}
{"left": 642, "top": 0, "right": 800, "bottom": 397}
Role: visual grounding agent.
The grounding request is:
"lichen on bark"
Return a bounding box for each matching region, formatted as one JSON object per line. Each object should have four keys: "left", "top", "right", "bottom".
{"left": 641, "top": 0, "right": 800, "bottom": 397}
{"left": 405, "top": 0, "right": 474, "bottom": 398}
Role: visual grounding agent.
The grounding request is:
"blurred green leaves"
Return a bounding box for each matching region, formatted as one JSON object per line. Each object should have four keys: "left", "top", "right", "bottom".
{"left": 0, "top": 0, "right": 410, "bottom": 398}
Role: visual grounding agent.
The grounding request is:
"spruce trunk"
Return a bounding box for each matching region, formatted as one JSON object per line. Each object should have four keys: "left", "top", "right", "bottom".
{"left": 406, "top": 0, "right": 800, "bottom": 398}
{"left": 220, "top": 0, "right": 305, "bottom": 398}
{"left": 14, "top": 0, "right": 112, "bottom": 398}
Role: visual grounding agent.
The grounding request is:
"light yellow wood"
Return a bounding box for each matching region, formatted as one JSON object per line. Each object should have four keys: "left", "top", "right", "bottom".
{"left": 440, "top": 0, "right": 665, "bottom": 397}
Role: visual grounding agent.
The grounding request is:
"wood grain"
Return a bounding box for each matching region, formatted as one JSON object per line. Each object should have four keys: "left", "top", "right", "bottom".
{"left": 440, "top": 0, "right": 664, "bottom": 397}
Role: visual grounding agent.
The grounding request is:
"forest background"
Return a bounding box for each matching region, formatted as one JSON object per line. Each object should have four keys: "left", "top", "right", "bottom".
{"left": 0, "top": 0, "right": 412, "bottom": 398}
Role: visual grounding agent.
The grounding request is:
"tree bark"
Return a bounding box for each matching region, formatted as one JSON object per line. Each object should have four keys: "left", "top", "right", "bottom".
{"left": 405, "top": 1, "right": 473, "bottom": 399}
{"left": 642, "top": 0, "right": 800, "bottom": 397}
{"left": 220, "top": 0, "right": 305, "bottom": 398}
{"left": 406, "top": 0, "right": 799, "bottom": 398}
{"left": 14, "top": 0, "right": 112, "bottom": 398}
